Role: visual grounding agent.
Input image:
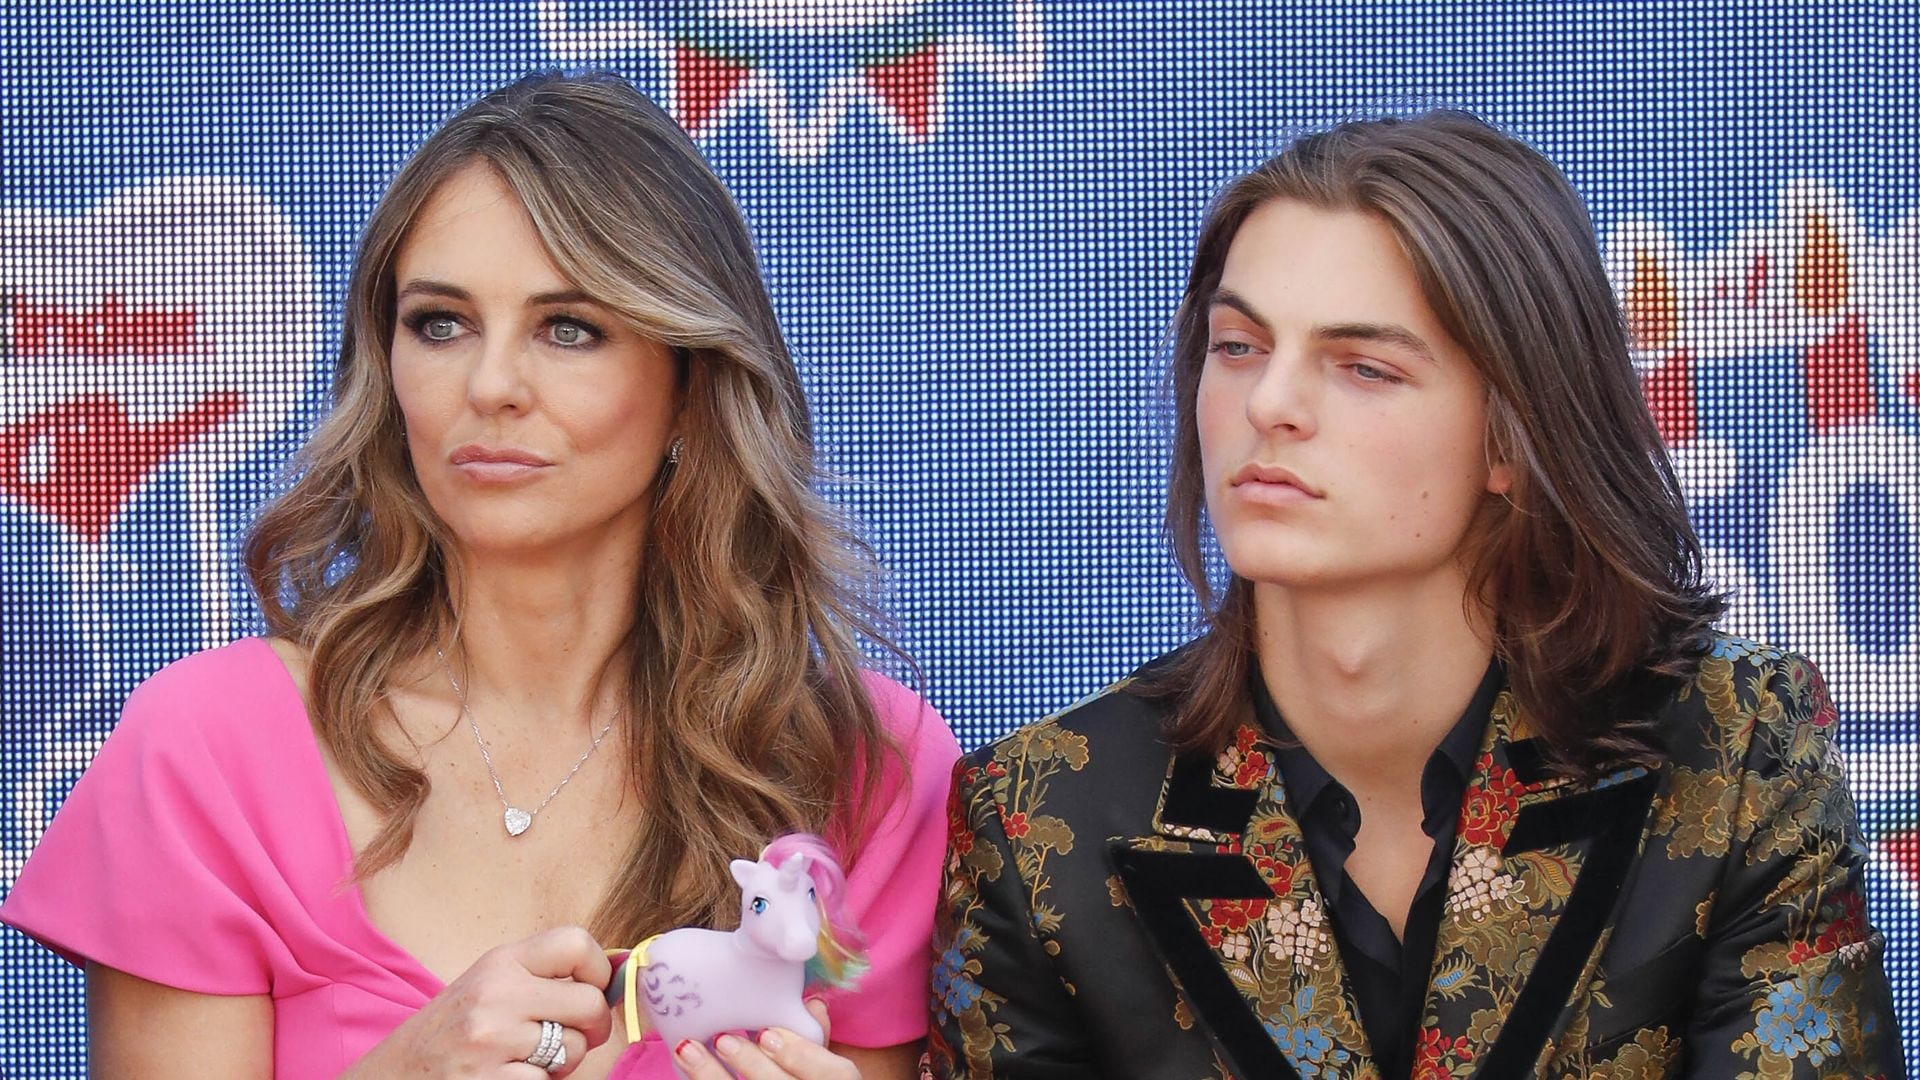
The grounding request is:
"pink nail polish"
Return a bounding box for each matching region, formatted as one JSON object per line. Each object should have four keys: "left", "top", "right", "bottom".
{"left": 715, "top": 1033, "right": 743, "bottom": 1055}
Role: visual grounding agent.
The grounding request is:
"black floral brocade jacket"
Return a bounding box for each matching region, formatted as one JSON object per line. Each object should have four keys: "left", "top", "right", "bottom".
{"left": 927, "top": 637, "right": 1905, "bottom": 1079}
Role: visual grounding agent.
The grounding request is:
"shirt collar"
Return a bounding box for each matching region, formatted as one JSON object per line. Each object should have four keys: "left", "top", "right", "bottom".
{"left": 1248, "top": 656, "right": 1505, "bottom": 825}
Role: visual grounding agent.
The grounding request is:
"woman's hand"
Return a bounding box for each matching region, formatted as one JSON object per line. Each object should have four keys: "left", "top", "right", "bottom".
{"left": 347, "top": 926, "right": 615, "bottom": 1078}
{"left": 672, "top": 999, "right": 861, "bottom": 1080}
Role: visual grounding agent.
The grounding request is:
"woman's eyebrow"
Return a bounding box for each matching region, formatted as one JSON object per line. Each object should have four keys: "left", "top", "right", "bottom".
{"left": 527, "top": 289, "right": 596, "bottom": 306}
{"left": 394, "top": 280, "right": 598, "bottom": 308}
{"left": 395, "top": 279, "right": 470, "bottom": 303}
{"left": 1313, "top": 321, "right": 1438, "bottom": 365}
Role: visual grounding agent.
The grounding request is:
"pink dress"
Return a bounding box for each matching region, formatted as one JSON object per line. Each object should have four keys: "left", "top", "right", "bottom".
{"left": 0, "top": 637, "right": 960, "bottom": 1078}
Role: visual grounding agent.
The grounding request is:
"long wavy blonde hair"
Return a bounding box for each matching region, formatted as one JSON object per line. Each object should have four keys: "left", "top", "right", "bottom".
{"left": 245, "top": 71, "right": 900, "bottom": 943}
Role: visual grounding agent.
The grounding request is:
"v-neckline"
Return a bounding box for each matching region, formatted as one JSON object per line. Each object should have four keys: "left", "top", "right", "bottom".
{"left": 248, "top": 636, "right": 448, "bottom": 1000}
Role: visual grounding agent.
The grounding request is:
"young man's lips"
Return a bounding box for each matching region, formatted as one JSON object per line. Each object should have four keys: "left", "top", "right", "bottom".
{"left": 1230, "top": 463, "right": 1323, "bottom": 497}
{"left": 1235, "top": 479, "right": 1321, "bottom": 506}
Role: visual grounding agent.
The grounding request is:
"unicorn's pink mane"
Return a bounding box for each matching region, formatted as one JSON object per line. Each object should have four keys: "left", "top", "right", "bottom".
{"left": 761, "top": 832, "right": 867, "bottom": 988}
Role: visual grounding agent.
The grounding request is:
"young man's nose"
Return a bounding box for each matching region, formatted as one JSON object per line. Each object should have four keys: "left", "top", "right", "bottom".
{"left": 1244, "top": 352, "right": 1316, "bottom": 437}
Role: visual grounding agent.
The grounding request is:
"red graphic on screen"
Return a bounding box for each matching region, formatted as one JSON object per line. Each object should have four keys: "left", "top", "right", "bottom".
{"left": 1888, "top": 829, "right": 1920, "bottom": 892}
{"left": 674, "top": 44, "right": 754, "bottom": 133}
{"left": 866, "top": 43, "right": 940, "bottom": 141}
{"left": 0, "top": 391, "right": 242, "bottom": 543}
{"left": 538, "top": 1, "right": 1040, "bottom": 162}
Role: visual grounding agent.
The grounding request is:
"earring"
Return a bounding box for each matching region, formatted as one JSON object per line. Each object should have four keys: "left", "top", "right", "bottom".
{"left": 667, "top": 436, "right": 684, "bottom": 465}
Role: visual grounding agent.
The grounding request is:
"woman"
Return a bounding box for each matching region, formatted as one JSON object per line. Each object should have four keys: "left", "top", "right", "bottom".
{"left": 929, "top": 112, "right": 1902, "bottom": 1078}
{"left": 2, "top": 71, "right": 958, "bottom": 1079}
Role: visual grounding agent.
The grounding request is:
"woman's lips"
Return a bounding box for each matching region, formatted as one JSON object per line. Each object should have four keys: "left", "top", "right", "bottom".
{"left": 448, "top": 445, "right": 553, "bottom": 483}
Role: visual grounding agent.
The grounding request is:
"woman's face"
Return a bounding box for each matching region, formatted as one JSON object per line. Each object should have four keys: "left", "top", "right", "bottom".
{"left": 389, "top": 162, "right": 682, "bottom": 562}
{"left": 1196, "top": 198, "right": 1511, "bottom": 591}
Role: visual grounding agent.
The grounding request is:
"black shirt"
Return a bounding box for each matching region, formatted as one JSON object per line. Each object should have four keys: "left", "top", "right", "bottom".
{"left": 1248, "top": 661, "right": 1503, "bottom": 1080}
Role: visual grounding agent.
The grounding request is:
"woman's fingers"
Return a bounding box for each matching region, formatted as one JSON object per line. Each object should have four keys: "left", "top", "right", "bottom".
{"left": 518, "top": 977, "right": 613, "bottom": 1047}
{"left": 508, "top": 1019, "right": 593, "bottom": 1076}
{"left": 805, "top": 997, "right": 832, "bottom": 1044}
{"left": 512, "top": 927, "right": 612, "bottom": 989}
{"left": 753, "top": 1024, "right": 862, "bottom": 1080}
{"left": 672, "top": 1038, "right": 742, "bottom": 1079}
{"left": 710, "top": 1030, "right": 860, "bottom": 1080}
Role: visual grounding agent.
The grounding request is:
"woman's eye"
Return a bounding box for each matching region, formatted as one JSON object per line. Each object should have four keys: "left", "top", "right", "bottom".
{"left": 546, "top": 317, "right": 603, "bottom": 348}
{"left": 1207, "top": 340, "right": 1254, "bottom": 359}
{"left": 402, "top": 312, "right": 463, "bottom": 343}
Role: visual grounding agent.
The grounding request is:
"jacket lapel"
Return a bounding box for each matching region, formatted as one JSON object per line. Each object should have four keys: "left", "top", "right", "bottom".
{"left": 1110, "top": 724, "right": 1377, "bottom": 1080}
{"left": 1413, "top": 691, "right": 1659, "bottom": 1078}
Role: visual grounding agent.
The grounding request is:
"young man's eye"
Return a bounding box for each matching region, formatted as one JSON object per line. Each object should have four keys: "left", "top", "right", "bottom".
{"left": 1207, "top": 340, "right": 1255, "bottom": 359}
{"left": 1349, "top": 361, "right": 1403, "bottom": 384}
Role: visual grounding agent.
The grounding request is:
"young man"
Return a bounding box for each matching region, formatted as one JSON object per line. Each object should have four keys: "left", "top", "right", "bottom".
{"left": 929, "top": 113, "right": 1903, "bottom": 1079}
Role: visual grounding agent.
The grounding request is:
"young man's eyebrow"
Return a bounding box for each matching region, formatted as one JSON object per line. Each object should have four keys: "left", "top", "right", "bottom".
{"left": 1314, "top": 321, "right": 1439, "bottom": 365}
{"left": 1207, "top": 289, "right": 1272, "bottom": 331}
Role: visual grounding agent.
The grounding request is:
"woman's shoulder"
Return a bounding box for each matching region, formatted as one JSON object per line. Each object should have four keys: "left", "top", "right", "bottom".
{"left": 856, "top": 667, "right": 960, "bottom": 768}
{"left": 113, "top": 636, "right": 313, "bottom": 774}
{"left": 132, "top": 635, "right": 295, "bottom": 697}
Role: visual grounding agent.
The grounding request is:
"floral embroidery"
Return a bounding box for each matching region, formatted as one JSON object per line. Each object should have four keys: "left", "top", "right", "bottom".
{"left": 1266, "top": 986, "right": 1353, "bottom": 1078}
{"left": 1412, "top": 1026, "right": 1473, "bottom": 1078}
{"left": 1741, "top": 975, "right": 1843, "bottom": 1065}
{"left": 1217, "top": 724, "right": 1276, "bottom": 789}
{"left": 1456, "top": 753, "right": 1523, "bottom": 847}
{"left": 1443, "top": 847, "right": 1521, "bottom": 923}
{"left": 1264, "top": 895, "right": 1334, "bottom": 968}
{"left": 931, "top": 642, "right": 1899, "bottom": 1079}
{"left": 932, "top": 928, "right": 987, "bottom": 1015}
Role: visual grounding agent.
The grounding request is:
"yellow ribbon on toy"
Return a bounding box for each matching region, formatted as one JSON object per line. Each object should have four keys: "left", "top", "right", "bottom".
{"left": 606, "top": 935, "right": 659, "bottom": 1045}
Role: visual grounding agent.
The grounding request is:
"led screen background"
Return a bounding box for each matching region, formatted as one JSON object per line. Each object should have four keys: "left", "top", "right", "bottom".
{"left": 1, "top": 1, "right": 1914, "bottom": 1070}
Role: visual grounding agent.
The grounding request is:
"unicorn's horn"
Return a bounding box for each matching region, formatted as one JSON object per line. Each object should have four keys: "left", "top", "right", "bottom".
{"left": 778, "top": 853, "right": 810, "bottom": 886}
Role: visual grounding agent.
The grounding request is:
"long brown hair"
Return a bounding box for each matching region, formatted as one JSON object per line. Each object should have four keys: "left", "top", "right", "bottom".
{"left": 245, "top": 71, "right": 901, "bottom": 942}
{"left": 1147, "top": 111, "right": 1725, "bottom": 776}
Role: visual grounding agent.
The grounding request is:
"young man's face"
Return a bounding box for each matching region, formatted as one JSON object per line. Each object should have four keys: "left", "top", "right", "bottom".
{"left": 1197, "top": 198, "right": 1511, "bottom": 591}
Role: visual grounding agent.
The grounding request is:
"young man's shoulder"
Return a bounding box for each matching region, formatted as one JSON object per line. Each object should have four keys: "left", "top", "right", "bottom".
{"left": 1650, "top": 632, "right": 1839, "bottom": 775}
{"left": 953, "top": 648, "right": 1190, "bottom": 812}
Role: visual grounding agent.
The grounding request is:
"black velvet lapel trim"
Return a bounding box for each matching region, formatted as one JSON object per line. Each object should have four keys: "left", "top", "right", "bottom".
{"left": 1159, "top": 752, "right": 1260, "bottom": 835}
{"left": 1108, "top": 844, "right": 1301, "bottom": 1080}
{"left": 1477, "top": 772, "right": 1659, "bottom": 1076}
{"left": 1503, "top": 738, "right": 1557, "bottom": 786}
{"left": 1503, "top": 771, "right": 1651, "bottom": 854}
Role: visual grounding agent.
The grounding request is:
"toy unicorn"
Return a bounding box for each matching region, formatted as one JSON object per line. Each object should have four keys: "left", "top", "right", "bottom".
{"left": 605, "top": 834, "right": 866, "bottom": 1079}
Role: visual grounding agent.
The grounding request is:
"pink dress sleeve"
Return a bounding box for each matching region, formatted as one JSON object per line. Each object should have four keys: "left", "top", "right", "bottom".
{"left": 1, "top": 651, "right": 287, "bottom": 995}
{"left": 820, "top": 671, "right": 962, "bottom": 1048}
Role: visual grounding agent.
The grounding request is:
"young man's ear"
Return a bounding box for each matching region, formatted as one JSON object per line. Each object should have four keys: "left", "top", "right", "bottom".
{"left": 1487, "top": 461, "right": 1514, "bottom": 496}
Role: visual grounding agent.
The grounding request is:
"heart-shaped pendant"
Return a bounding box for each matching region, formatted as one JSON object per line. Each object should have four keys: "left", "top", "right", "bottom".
{"left": 504, "top": 807, "right": 533, "bottom": 837}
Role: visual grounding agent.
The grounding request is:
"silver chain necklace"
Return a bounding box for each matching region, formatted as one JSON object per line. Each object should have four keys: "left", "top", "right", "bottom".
{"left": 435, "top": 648, "right": 619, "bottom": 837}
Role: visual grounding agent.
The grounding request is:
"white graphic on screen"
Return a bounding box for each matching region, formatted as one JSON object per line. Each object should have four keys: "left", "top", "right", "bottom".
{"left": 1605, "top": 182, "right": 1920, "bottom": 908}
{"left": 535, "top": 0, "right": 1042, "bottom": 161}
{"left": 1, "top": 176, "right": 317, "bottom": 881}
